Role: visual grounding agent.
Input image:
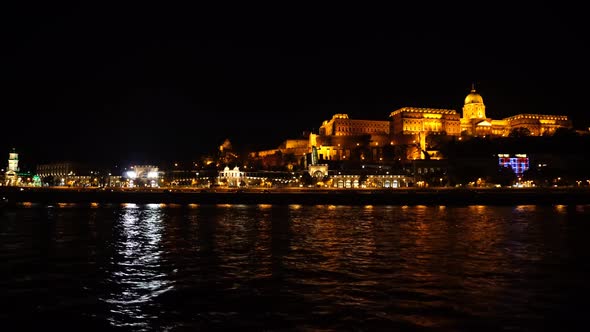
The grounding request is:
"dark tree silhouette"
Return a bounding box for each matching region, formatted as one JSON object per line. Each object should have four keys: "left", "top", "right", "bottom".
{"left": 489, "top": 165, "right": 517, "bottom": 187}
{"left": 509, "top": 127, "right": 532, "bottom": 137}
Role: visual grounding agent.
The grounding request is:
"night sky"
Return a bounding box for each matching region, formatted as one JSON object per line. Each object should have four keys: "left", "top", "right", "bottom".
{"left": 2, "top": 2, "right": 588, "bottom": 169}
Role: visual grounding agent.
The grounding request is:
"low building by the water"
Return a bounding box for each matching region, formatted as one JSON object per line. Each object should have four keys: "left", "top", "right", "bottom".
{"left": 36, "top": 162, "right": 106, "bottom": 187}
{"left": 124, "top": 165, "right": 162, "bottom": 188}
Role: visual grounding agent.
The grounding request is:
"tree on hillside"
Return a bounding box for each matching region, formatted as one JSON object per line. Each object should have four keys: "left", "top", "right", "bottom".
{"left": 300, "top": 171, "right": 315, "bottom": 186}
{"left": 489, "top": 165, "right": 517, "bottom": 187}
{"left": 509, "top": 127, "right": 532, "bottom": 137}
{"left": 553, "top": 127, "right": 578, "bottom": 138}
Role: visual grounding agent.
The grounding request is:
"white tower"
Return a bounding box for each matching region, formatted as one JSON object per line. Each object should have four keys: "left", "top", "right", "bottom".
{"left": 5, "top": 148, "right": 19, "bottom": 186}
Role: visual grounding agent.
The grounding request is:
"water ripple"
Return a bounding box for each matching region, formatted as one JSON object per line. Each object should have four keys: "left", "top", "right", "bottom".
{"left": 1, "top": 204, "right": 590, "bottom": 331}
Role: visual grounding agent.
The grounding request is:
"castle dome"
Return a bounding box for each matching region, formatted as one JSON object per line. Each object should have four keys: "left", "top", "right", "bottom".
{"left": 464, "top": 87, "right": 483, "bottom": 105}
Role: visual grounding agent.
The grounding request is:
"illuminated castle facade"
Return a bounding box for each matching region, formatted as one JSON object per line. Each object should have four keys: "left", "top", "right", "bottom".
{"left": 251, "top": 85, "right": 574, "bottom": 163}
{"left": 319, "top": 113, "right": 390, "bottom": 136}
{"left": 459, "top": 85, "right": 571, "bottom": 137}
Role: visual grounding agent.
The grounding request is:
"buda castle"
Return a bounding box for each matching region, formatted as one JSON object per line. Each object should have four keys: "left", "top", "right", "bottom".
{"left": 458, "top": 85, "right": 571, "bottom": 137}
{"left": 253, "top": 85, "right": 573, "bottom": 164}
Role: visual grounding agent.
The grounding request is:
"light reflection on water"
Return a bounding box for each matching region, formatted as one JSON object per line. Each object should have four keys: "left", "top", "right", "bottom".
{"left": 1, "top": 203, "right": 590, "bottom": 331}
{"left": 101, "top": 203, "right": 174, "bottom": 331}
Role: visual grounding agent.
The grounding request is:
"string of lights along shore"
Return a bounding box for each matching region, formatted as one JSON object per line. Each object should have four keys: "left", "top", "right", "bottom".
{"left": 3, "top": 85, "right": 589, "bottom": 189}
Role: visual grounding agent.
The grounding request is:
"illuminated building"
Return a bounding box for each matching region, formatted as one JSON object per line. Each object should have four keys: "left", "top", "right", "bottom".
{"left": 460, "top": 85, "right": 572, "bottom": 137}
{"left": 306, "top": 146, "right": 329, "bottom": 178}
{"left": 390, "top": 107, "right": 461, "bottom": 136}
{"left": 390, "top": 85, "right": 572, "bottom": 158}
{"left": 4, "top": 148, "right": 20, "bottom": 186}
{"left": 298, "top": 114, "right": 391, "bottom": 165}
{"left": 330, "top": 173, "right": 412, "bottom": 188}
{"left": 165, "top": 162, "right": 199, "bottom": 186}
{"left": 251, "top": 84, "right": 574, "bottom": 164}
{"left": 498, "top": 114, "right": 571, "bottom": 136}
{"left": 218, "top": 166, "right": 246, "bottom": 187}
{"left": 319, "top": 113, "right": 389, "bottom": 136}
{"left": 498, "top": 154, "right": 529, "bottom": 176}
{"left": 36, "top": 162, "right": 107, "bottom": 187}
{"left": 389, "top": 107, "right": 461, "bottom": 159}
{"left": 460, "top": 85, "right": 492, "bottom": 136}
{"left": 124, "top": 165, "right": 161, "bottom": 187}
{"left": 253, "top": 138, "right": 310, "bottom": 159}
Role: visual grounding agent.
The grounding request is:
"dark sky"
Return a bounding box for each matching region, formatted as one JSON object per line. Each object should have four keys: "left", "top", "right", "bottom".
{"left": 1, "top": 2, "right": 588, "bottom": 169}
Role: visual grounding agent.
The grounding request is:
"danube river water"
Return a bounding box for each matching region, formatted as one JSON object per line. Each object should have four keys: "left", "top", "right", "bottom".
{"left": 1, "top": 203, "right": 589, "bottom": 331}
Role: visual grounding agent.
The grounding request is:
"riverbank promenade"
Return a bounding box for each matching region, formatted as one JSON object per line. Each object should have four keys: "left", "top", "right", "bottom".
{"left": 3, "top": 186, "right": 590, "bottom": 206}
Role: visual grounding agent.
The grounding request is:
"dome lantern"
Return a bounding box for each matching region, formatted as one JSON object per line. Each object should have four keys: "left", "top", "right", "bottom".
{"left": 464, "top": 83, "right": 484, "bottom": 105}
